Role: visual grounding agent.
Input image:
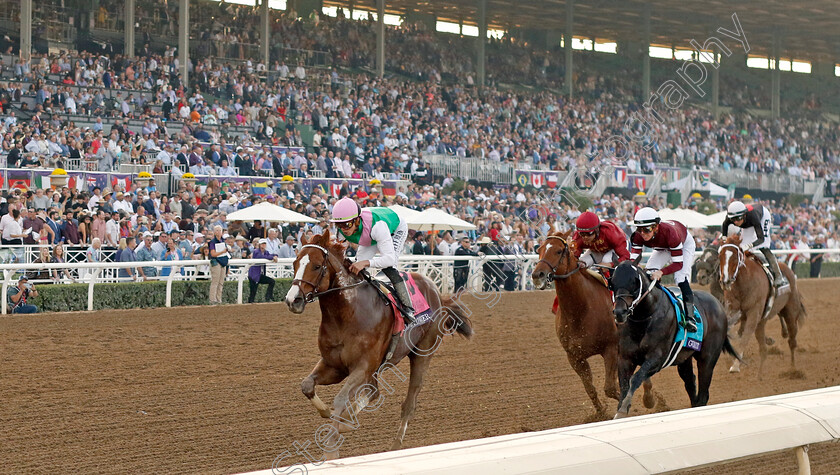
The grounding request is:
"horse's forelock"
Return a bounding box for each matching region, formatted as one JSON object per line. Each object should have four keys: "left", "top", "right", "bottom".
{"left": 611, "top": 261, "right": 638, "bottom": 290}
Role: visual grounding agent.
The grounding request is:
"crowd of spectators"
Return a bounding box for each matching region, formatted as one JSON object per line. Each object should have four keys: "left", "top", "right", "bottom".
{"left": 0, "top": 4, "right": 838, "bottom": 310}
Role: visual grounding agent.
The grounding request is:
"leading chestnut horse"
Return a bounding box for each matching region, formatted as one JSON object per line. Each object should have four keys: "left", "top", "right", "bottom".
{"left": 719, "top": 234, "right": 806, "bottom": 376}
{"left": 284, "top": 230, "right": 473, "bottom": 459}
{"left": 531, "top": 230, "right": 654, "bottom": 419}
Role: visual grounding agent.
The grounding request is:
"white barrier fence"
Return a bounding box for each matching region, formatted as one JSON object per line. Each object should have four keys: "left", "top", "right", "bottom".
{"left": 251, "top": 386, "right": 840, "bottom": 475}
{"left": 1, "top": 249, "right": 837, "bottom": 314}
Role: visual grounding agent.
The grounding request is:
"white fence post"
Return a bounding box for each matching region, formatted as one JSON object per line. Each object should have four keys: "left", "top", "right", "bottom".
{"left": 237, "top": 269, "right": 247, "bottom": 305}
{"left": 795, "top": 445, "right": 811, "bottom": 475}
{"left": 165, "top": 269, "right": 178, "bottom": 307}
{"left": 2, "top": 269, "right": 12, "bottom": 314}
{"left": 87, "top": 268, "right": 102, "bottom": 311}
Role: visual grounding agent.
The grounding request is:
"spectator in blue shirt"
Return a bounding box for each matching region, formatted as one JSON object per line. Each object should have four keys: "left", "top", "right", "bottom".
{"left": 248, "top": 239, "right": 277, "bottom": 303}
{"left": 118, "top": 237, "right": 138, "bottom": 279}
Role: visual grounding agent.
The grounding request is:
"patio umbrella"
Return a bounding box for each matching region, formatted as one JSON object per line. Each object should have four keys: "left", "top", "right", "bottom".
{"left": 404, "top": 208, "right": 477, "bottom": 231}
{"left": 226, "top": 202, "right": 318, "bottom": 223}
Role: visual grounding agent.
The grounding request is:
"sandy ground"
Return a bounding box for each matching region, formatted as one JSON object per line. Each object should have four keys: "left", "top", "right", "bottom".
{"left": 1, "top": 279, "right": 838, "bottom": 474}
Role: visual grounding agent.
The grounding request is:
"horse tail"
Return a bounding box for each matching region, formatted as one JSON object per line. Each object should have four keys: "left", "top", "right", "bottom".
{"left": 440, "top": 295, "right": 474, "bottom": 340}
{"left": 795, "top": 288, "right": 807, "bottom": 329}
{"left": 723, "top": 335, "right": 744, "bottom": 363}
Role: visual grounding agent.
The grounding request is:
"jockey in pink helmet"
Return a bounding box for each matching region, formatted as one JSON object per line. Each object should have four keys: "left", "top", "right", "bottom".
{"left": 331, "top": 197, "right": 415, "bottom": 323}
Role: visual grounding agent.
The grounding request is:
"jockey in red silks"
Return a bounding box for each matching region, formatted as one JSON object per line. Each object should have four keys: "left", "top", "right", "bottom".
{"left": 330, "top": 197, "right": 415, "bottom": 324}
{"left": 572, "top": 211, "right": 631, "bottom": 270}
{"left": 552, "top": 212, "right": 630, "bottom": 313}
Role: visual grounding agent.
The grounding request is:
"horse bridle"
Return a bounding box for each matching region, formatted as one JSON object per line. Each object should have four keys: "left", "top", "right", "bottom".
{"left": 719, "top": 243, "right": 745, "bottom": 285}
{"left": 613, "top": 268, "right": 658, "bottom": 321}
{"left": 537, "top": 236, "right": 580, "bottom": 280}
{"left": 291, "top": 244, "right": 365, "bottom": 303}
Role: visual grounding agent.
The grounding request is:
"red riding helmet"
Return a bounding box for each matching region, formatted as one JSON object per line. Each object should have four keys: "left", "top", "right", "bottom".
{"left": 576, "top": 212, "right": 600, "bottom": 232}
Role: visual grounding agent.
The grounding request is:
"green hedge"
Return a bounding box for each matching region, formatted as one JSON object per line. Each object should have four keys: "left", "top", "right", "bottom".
{"left": 26, "top": 278, "right": 293, "bottom": 313}
{"left": 791, "top": 261, "right": 840, "bottom": 279}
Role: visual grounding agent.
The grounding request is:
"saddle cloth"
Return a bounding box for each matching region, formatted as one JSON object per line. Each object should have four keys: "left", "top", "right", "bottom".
{"left": 377, "top": 271, "right": 432, "bottom": 335}
{"left": 662, "top": 286, "right": 704, "bottom": 352}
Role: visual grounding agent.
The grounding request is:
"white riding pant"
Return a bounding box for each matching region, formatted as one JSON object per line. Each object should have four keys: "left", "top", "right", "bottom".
{"left": 580, "top": 249, "right": 616, "bottom": 267}
{"left": 355, "top": 221, "right": 408, "bottom": 268}
{"left": 646, "top": 233, "right": 696, "bottom": 284}
{"left": 737, "top": 207, "right": 772, "bottom": 250}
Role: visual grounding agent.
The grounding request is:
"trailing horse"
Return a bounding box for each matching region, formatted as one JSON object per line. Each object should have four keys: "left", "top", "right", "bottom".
{"left": 694, "top": 246, "right": 724, "bottom": 302}
{"left": 610, "top": 260, "right": 739, "bottom": 418}
{"left": 284, "top": 230, "right": 473, "bottom": 459}
{"left": 719, "top": 235, "right": 806, "bottom": 376}
{"left": 531, "top": 231, "right": 655, "bottom": 420}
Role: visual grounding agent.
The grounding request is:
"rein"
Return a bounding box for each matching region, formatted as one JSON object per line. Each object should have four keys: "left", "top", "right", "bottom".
{"left": 292, "top": 244, "right": 365, "bottom": 303}
{"left": 538, "top": 235, "right": 580, "bottom": 280}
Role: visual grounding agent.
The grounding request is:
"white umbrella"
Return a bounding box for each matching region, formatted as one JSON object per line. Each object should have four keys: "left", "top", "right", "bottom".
{"left": 704, "top": 210, "right": 728, "bottom": 227}
{"left": 227, "top": 202, "right": 318, "bottom": 223}
{"left": 658, "top": 208, "right": 712, "bottom": 229}
{"left": 404, "top": 208, "right": 477, "bottom": 231}
{"left": 387, "top": 204, "right": 422, "bottom": 222}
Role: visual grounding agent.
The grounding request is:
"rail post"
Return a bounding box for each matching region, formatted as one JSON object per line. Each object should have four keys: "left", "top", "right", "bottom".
{"left": 87, "top": 268, "right": 102, "bottom": 311}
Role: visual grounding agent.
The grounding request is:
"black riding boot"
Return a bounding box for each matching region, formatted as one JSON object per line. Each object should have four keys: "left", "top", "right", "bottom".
{"left": 760, "top": 248, "right": 789, "bottom": 288}
{"left": 678, "top": 280, "right": 698, "bottom": 333}
{"left": 383, "top": 267, "right": 416, "bottom": 324}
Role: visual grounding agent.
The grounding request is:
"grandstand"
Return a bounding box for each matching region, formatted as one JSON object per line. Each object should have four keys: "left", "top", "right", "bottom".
{"left": 1, "top": 0, "right": 840, "bottom": 473}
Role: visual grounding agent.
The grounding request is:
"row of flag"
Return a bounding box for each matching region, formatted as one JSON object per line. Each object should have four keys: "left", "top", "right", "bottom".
{"left": 514, "top": 170, "right": 559, "bottom": 189}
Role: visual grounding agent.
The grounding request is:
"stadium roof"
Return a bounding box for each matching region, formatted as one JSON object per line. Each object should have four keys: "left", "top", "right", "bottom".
{"left": 333, "top": 0, "right": 840, "bottom": 62}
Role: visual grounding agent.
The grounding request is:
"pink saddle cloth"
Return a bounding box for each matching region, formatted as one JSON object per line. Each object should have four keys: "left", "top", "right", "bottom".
{"left": 385, "top": 271, "right": 431, "bottom": 335}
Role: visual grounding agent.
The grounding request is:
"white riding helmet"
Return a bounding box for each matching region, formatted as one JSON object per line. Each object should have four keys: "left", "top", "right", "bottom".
{"left": 727, "top": 201, "right": 747, "bottom": 219}
{"left": 633, "top": 207, "right": 660, "bottom": 227}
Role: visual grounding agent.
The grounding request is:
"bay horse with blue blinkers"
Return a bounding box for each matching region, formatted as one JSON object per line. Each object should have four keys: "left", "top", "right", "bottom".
{"left": 532, "top": 230, "right": 655, "bottom": 419}
{"left": 284, "top": 230, "right": 473, "bottom": 459}
{"left": 610, "top": 259, "right": 740, "bottom": 418}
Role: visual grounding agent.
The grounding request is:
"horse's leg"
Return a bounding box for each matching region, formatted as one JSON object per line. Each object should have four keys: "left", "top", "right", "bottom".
{"left": 568, "top": 353, "right": 605, "bottom": 417}
{"left": 780, "top": 305, "right": 800, "bottom": 371}
{"left": 602, "top": 346, "right": 620, "bottom": 401}
{"left": 642, "top": 379, "right": 656, "bottom": 409}
{"left": 755, "top": 319, "right": 769, "bottom": 379}
{"left": 391, "top": 354, "right": 431, "bottom": 451}
{"left": 324, "top": 367, "right": 374, "bottom": 460}
{"left": 730, "top": 307, "right": 760, "bottom": 373}
{"left": 694, "top": 353, "right": 718, "bottom": 407}
{"left": 615, "top": 360, "right": 655, "bottom": 419}
{"left": 301, "top": 359, "right": 344, "bottom": 419}
{"left": 676, "top": 359, "right": 697, "bottom": 407}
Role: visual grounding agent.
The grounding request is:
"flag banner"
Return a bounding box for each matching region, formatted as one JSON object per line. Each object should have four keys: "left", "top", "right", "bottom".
{"left": 251, "top": 178, "right": 273, "bottom": 195}
{"left": 614, "top": 167, "right": 628, "bottom": 186}
{"left": 86, "top": 173, "right": 108, "bottom": 191}
{"left": 330, "top": 182, "right": 343, "bottom": 198}
{"left": 628, "top": 174, "right": 647, "bottom": 190}
{"left": 515, "top": 170, "right": 530, "bottom": 187}
{"left": 7, "top": 170, "right": 31, "bottom": 190}
{"left": 310, "top": 179, "right": 330, "bottom": 196}
{"left": 531, "top": 172, "right": 544, "bottom": 188}
{"left": 33, "top": 170, "right": 53, "bottom": 189}
{"left": 546, "top": 172, "right": 558, "bottom": 189}
{"left": 0, "top": 169, "right": 5, "bottom": 188}
{"left": 110, "top": 174, "right": 133, "bottom": 191}
{"left": 699, "top": 171, "right": 710, "bottom": 189}
{"left": 68, "top": 172, "right": 84, "bottom": 190}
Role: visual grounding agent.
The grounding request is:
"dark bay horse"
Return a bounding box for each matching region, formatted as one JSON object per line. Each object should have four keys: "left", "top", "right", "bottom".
{"left": 531, "top": 231, "right": 654, "bottom": 419}
{"left": 610, "top": 260, "right": 739, "bottom": 418}
{"left": 719, "top": 235, "right": 806, "bottom": 375}
{"left": 694, "top": 246, "right": 724, "bottom": 302}
{"left": 284, "top": 230, "right": 473, "bottom": 459}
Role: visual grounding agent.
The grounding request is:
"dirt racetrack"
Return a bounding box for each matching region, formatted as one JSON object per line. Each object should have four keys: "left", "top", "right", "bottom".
{"left": 1, "top": 278, "right": 839, "bottom": 474}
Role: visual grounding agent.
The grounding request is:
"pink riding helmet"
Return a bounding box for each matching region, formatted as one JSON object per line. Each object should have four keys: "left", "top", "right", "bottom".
{"left": 330, "top": 197, "right": 360, "bottom": 222}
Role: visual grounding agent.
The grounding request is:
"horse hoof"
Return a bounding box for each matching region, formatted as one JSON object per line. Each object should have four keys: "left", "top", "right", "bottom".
{"left": 390, "top": 440, "right": 403, "bottom": 451}
{"left": 324, "top": 450, "right": 340, "bottom": 461}
{"left": 643, "top": 392, "right": 656, "bottom": 409}
{"left": 319, "top": 409, "right": 331, "bottom": 419}
{"left": 613, "top": 412, "right": 628, "bottom": 420}
{"left": 729, "top": 365, "right": 740, "bottom": 373}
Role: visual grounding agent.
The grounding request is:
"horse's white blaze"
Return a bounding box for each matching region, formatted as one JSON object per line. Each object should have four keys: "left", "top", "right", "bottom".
{"left": 285, "top": 254, "right": 310, "bottom": 303}
{"left": 723, "top": 250, "right": 732, "bottom": 282}
{"left": 545, "top": 243, "right": 553, "bottom": 252}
